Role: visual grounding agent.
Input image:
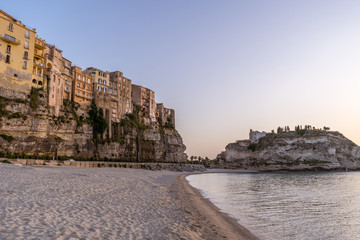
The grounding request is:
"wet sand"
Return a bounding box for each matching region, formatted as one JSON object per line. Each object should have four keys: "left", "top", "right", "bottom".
{"left": 0, "top": 163, "right": 257, "bottom": 239}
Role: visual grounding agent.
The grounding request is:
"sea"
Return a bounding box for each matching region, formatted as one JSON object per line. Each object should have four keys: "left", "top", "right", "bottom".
{"left": 187, "top": 172, "right": 360, "bottom": 240}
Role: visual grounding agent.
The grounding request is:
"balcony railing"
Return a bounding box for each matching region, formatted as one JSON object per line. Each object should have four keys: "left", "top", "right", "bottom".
{"left": 33, "top": 60, "right": 45, "bottom": 68}
{"left": 1, "top": 34, "right": 20, "bottom": 45}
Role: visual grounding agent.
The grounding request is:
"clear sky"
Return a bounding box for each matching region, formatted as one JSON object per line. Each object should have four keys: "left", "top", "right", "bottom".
{"left": 2, "top": 1, "right": 360, "bottom": 159}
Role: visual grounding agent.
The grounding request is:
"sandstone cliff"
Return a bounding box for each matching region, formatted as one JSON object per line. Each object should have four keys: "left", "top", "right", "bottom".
{"left": 0, "top": 87, "right": 187, "bottom": 162}
{"left": 214, "top": 130, "right": 360, "bottom": 171}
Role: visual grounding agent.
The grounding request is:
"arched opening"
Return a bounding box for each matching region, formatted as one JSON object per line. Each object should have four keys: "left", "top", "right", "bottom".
{"left": 32, "top": 79, "right": 37, "bottom": 84}
{"left": 38, "top": 81, "right": 43, "bottom": 86}
{"left": 47, "top": 63, "right": 52, "bottom": 69}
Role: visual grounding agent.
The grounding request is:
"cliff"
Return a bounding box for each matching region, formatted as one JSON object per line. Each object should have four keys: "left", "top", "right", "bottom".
{"left": 0, "top": 87, "right": 187, "bottom": 162}
{"left": 214, "top": 130, "right": 360, "bottom": 171}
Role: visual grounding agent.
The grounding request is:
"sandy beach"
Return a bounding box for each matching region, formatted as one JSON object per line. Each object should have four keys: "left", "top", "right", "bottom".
{"left": 0, "top": 163, "right": 257, "bottom": 239}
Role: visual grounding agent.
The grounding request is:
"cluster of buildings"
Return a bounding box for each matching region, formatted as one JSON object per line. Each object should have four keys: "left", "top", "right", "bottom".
{"left": 0, "top": 9, "right": 175, "bottom": 133}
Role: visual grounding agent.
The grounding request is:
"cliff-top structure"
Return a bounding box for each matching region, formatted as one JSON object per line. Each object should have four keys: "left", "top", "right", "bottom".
{"left": 214, "top": 126, "right": 360, "bottom": 171}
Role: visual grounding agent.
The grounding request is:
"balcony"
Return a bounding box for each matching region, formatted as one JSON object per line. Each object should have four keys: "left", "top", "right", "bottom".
{"left": 35, "top": 37, "right": 46, "bottom": 49}
{"left": 1, "top": 34, "right": 20, "bottom": 45}
{"left": 33, "top": 60, "right": 45, "bottom": 68}
{"left": 65, "top": 80, "right": 71, "bottom": 86}
{"left": 34, "top": 51, "right": 44, "bottom": 59}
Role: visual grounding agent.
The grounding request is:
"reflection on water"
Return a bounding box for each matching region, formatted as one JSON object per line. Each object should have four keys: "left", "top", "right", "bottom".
{"left": 187, "top": 172, "right": 360, "bottom": 240}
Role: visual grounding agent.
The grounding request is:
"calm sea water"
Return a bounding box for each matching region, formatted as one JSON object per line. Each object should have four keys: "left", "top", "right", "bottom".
{"left": 187, "top": 172, "right": 360, "bottom": 240}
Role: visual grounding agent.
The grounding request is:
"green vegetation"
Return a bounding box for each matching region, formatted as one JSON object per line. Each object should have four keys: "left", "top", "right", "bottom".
{"left": 8, "top": 112, "right": 27, "bottom": 120}
{"left": 120, "top": 105, "right": 148, "bottom": 162}
{"left": 63, "top": 100, "right": 84, "bottom": 127}
{"left": 247, "top": 143, "right": 257, "bottom": 152}
{"left": 29, "top": 87, "right": 39, "bottom": 110}
{"left": 88, "top": 100, "right": 108, "bottom": 140}
{"left": 0, "top": 134, "right": 14, "bottom": 142}
{"left": 1, "top": 159, "right": 11, "bottom": 164}
{"left": 111, "top": 137, "right": 126, "bottom": 145}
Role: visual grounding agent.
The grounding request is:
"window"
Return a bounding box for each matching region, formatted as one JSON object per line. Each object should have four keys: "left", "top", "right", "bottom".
{"left": 88, "top": 78, "right": 91, "bottom": 83}
{"left": 24, "top": 41, "right": 29, "bottom": 49}
{"left": 103, "top": 73, "right": 106, "bottom": 78}
{"left": 98, "top": 79, "right": 102, "bottom": 84}
{"left": 6, "top": 45, "right": 11, "bottom": 54}
{"left": 99, "top": 72, "right": 102, "bottom": 76}
{"left": 53, "top": 76, "right": 56, "bottom": 82}
{"left": 25, "top": 30, "right": 29, "bottom": 38}
{"left": 103, "top": 88, "right": 106, "bottom": 93}
{"left": 83, "top": 76, "right": 85, "bottom": 82}
{"left": 23, "top": 61, "right": 27, "bottom": 69}
{"left": 77, "top": 83, "right": 80, "bottom": 87}
{"left": 78, "top": 75, "right": 81, "bottom": 80}
{"left": 8, "top": 23, "right": 13, "bottom": 31}
{"left": 103, "top": 80, "right": 106, "bottom": 85}
{"left": 54, "top": 59, "right": 57, "bottom": 66}
{"left": 23, "top": 51, "right": 28, "bottom": 60}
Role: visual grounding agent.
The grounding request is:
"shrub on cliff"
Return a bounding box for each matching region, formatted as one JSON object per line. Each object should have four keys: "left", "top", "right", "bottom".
{"left": 88, "top": 100, "right": 108, "bottom": 140}
{"left": 29, "top": 87, "right": 39, "bottom": 110}
{"left": 0, "top": 134, "right": 14, "bottom": 142}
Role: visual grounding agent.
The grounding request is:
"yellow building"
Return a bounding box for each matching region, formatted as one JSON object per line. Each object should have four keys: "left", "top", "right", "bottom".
{"left": 32, "top": 36, "right": 46, "bottom": 89}
{"left": 0, "top": 9, "right": 36, "bottom": 92}
{"left": 71, "top": 66, "right": 93, "bottom": 104}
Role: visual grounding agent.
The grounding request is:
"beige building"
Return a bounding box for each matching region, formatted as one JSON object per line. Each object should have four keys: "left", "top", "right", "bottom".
{"left": 71, "top": 66, "right": 93, "bottom": 104}
{"left": 109, "top": 71, "right": 132, "bottom": 122}
{"left": 44, "top": 44, "right": 64, "bottom": 116}
{"left": 62, "top": 57, "right": 72, "bottom": 101}
{"left": 131, "top": 84, "right": 156, "bottom": 122}
{"left": 84, "top": 67, "right": 112, "bottom": 137}
{"left": 156, "top": 103, "right": 175, "bottom": 128}
{"left": 0, "top": 9, "right": 36, "bottom": 92}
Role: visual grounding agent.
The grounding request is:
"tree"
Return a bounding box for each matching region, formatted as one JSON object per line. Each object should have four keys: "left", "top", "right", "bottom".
{"left": 121, "top": 105, "right": 148, "bottom": 162}
{"left": 88, "top": 100, "right": 108, "bottom": 140}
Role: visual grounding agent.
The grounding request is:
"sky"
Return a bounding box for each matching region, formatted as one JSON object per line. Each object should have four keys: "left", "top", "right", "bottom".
{"left": 2, "top": 1, "right": 360, "bottom": 159}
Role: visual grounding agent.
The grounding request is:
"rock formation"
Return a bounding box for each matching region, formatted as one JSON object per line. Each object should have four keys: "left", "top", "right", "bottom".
{"left": 214, "top": 129, "right": 360, "bottom": 171}
{"left": 0, "top": 87, "right": 187, "bottom": 162}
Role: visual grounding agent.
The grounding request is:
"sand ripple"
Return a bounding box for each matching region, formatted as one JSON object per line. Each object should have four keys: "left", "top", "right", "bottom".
{"left": 0, "top": 164, "right": 192, "bottom": 239}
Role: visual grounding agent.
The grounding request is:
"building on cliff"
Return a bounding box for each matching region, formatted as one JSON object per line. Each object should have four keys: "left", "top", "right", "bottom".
{"left": 44, "top": 44, "right": 66, "bottom": 116}
{"left": 62, "top": 57, "right": 72, "bottom": 101}
{"left": 32, "top": 36, "right": 46, "bottom": 89}
{"left": 156, "top": 103, "right": 175, "bottom": 128}
{"left": 84, "top": 67, "right": 112, "bottom": 137}
{"left": 249, "top": 129, "right": 267, "bottom": 143}
{"left": 109, "top": 71, "right": 132, "bottom": 122}
{"left": 71, "top": 66, "right": 93, "bottom": 105}
{"left": 0, "top": 9, "right": 37, "bottom": 93}
{"left": 131, "top": 84, "right": 156, "bottom": 122}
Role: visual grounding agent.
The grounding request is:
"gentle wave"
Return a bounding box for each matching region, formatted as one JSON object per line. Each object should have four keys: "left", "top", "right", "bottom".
{"left": 187, "top": 172, "right": 360, "bottom": 240}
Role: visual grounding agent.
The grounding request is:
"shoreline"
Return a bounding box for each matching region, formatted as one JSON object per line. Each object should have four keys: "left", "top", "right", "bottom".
{"left": 173, "top": 172, "right": 259, "bottom": 240}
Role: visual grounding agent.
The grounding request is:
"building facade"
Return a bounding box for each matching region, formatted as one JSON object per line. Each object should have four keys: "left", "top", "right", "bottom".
{"left": 71, "top": 66, "right": 93, "bottom": 104}
{"left": 0, "top": 9, "right": 36, "bottom": 92}
{"left": 109, "top": 71, "right": 132, "bottom": 122}
{"left": 84, "top": 67, "right": 112, "bottom": 137}
{"left": 32, "top": 36, "right": 46, "bottom": 89}
{"left": 156, "top": 103, "right": 175, "bottom": 128}
{"left": 62, "top": 57, "right": 72, "bottom": 101}
{"left": 44, "top": 44, "right": 64, "bottom": 116}
{"left": 131, "top": 84, "right": 156, "bottom": 122}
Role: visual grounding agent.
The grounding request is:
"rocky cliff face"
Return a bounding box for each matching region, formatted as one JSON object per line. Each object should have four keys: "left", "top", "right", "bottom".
{"left": 214, "top": 130, "right": 360, "bottom": 170}
{"left": 0, "top": 88, "right": 187, "bottom": 162}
